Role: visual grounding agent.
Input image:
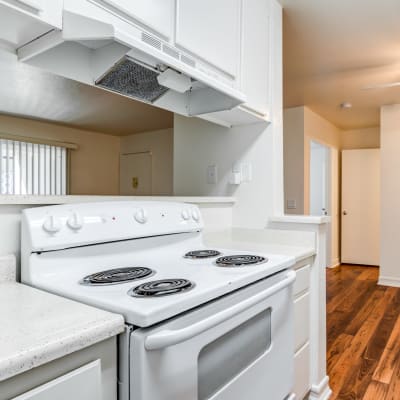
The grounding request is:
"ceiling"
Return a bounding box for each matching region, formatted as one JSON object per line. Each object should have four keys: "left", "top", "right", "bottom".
{"left": 280, "top": 0, "right": 400, "bottom": 129}
{"left": 0, "top": 56, "right": 173, "bottom": 136}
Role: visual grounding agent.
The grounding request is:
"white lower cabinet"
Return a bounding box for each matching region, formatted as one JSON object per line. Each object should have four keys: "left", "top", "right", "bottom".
{"left": 294, "top": 343, "right": 311, "bottom": 400}
{"left": 12, "top": 361, "right": 101, "bottom": 400}
{"left": 293, "top": 259, "right": 312, "bottom": 400}
{"left": 0, "top": 337, "right": 117, "bottom": 400}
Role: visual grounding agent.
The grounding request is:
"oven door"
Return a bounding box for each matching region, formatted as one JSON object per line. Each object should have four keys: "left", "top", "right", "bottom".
{"left": 130, "top": 270, "right": 295, "bottom": 400}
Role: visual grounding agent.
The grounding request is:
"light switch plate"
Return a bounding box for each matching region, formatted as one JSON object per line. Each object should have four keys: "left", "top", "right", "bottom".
{"left": 287, "top": 199, "right": 297, "bottom": 209}
{"left": 241, "top": 163, "right": 252, "bottom": 182}
{"left": 207, "top": 165, "right": 218, "bottom": 184}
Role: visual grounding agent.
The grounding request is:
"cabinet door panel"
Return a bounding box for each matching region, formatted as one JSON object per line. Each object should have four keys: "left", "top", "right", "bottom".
{"left": 294, "top": 343, "right": 311, "bottom": 400}
{"left": 241, "top": 0, "right": 270, "bottom": 115}
{"left": 176, "top": 0, "right": 241, "bottom": 77}
{"left": 101, "top": 0, "right": 175, "bottom": 39}
{"left": 4, "top": 0, "right": 44, "bottom": 12}
{"left": 12, "top": 361, "right": 101, "bottom": 400}
{"left": 294, "top": 292, "right": 310, "bottom": 352}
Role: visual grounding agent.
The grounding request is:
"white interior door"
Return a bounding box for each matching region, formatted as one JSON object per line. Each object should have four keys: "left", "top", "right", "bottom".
{"left": 341, "top": 149, "right": 380, "bottom": 266}
{"left": 120, "top": 152, "right": 152, "bottom": 195}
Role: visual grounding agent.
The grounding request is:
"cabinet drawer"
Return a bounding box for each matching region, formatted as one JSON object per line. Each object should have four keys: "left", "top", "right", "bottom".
{"left": 294, "top": 292, "right": 310, "bottom": 352}
{"left": 12, "top": 360, "right": 101, "bottom": 400}
{"left": 293, "top": 264, "right": 311, "bottom": 298}
{"left": 294, "top": 343, "right": 310, "bottom": 400}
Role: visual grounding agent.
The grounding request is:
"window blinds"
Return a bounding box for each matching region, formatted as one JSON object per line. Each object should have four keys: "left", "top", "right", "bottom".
{"left": 0, "top": 139, "right": 68, "bottom": 195}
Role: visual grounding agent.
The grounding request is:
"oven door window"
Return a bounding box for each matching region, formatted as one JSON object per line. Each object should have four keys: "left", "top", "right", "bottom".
{"left": 198, "top": 308, "right": 272, "bottom": 400}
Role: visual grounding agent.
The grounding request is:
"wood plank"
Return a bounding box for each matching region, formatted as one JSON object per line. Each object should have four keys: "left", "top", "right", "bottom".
{"left": 344, "top": 285, "right": 386, "bottom": 336}
{"left": 335, "top": 356, "right": 377, "bottom": 399}
{"left": 364, "top": 288, "right": 400, "bottom": 361}
{"left": 385, "top": 356, "right": 400, "bottom": 400}
{"left": 372, "top": 312, "right": 400, "bottom": 384}
{"left": 327, "top": 333, "right": 353, "bottom": 372}
{"left": 362, "top": 381, "right": 388, "bottom": 400}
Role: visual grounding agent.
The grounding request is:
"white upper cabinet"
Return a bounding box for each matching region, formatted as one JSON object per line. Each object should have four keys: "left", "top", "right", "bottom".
{"left": 200, "top": 0, "right": 278, "bottom": 126}
{"left": 240, "top": 0, "right": 271, "bottom": 116}
{"left": 175, "top": 0, "right": 241, "bottom": 79}
{"left": 95, "top": 0, "right": 175, "bottom": 40}
{"left": 0, "top": 0, "right": 63, "bottom": 48}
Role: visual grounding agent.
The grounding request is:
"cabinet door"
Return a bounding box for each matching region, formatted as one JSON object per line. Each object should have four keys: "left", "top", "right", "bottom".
{"left": 0, "top": 0, "right": 63, "bottom": 27}
{"left": 175, "top": 0, "right": 241, "bottom": 78}
{"left": 12, "top": 361, "right": 101, "bottom": 400}
{"left": 241, "top": 0, "right": 270, "bottom": 116}
{"left": 0, "top": 0, "right": 63, "bottom": 48}
{"left": 99, "top": 0, "right": 175, "bottom": 39}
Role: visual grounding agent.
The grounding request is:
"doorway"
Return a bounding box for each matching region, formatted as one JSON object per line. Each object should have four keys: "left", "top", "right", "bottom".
{"left": 309, "top": 140, "right": 333, "bottom": 267}
{"left": 120, "top": 152, "right": 153, "bottom": 195}
{"left": 310, "top": 141, "right": 331, "bottom": 217}
{"left": 341, "top": 149, "right": 380, "bottom": 266}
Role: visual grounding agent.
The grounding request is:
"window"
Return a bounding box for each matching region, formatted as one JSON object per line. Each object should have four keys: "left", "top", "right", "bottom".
{"left": 0, "top": 139, "right": 68, "bottom": 195}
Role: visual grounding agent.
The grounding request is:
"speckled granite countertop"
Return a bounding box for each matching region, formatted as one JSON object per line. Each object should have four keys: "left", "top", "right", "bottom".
{"left": 0, "top": 256, "right": 125, "bottom": 382}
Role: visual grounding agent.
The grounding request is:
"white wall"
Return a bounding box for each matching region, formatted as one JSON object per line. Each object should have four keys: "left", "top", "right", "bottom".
{"left": 380, "top": 105, "right": 400, "bottom": 286}
{"left": 173, "top": 115, "right": 278, "bottom": 229}
{"left": 120, "top": 129, "right": 174, "bottom": 195}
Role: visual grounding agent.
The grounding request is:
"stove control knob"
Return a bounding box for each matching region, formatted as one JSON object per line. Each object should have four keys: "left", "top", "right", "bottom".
{"left": 181, "top": 209, "right": 190, "bottom": 221}
{"left": 191, "top": 208, "right": 200, "bottom": 222}
{"left": 67, "top": 212, "right": 83, "bottom": 230}
{"left": 42, "top": 215, "right": 62, "bottom": 234}
{"left": 134, "top": 208, "right": 148, "bottom": 224}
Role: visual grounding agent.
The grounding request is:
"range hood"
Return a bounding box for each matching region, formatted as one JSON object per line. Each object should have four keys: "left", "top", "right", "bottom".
{"left": 18, "top": 10, "right": 246, "bottom": 117}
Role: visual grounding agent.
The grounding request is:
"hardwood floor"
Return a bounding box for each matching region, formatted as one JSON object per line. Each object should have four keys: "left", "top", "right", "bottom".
{"left": 327, "top": 264, "right": 400, "bottom": 400}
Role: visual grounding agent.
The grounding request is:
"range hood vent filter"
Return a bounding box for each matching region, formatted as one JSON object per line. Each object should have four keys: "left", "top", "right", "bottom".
{"left": 96, "top": 57, "right": 169, "bottom": 103}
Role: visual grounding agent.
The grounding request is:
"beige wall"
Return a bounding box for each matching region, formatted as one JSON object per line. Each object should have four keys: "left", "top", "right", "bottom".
{"left": 0, "top": 114, "right": 120, "bottom": 195}
{"left": 341, "top": 127, "right": 380, "bottom": 149}
{"left": 380, "top": 105, "right": 400, "bottom": 285}
{"left": 303, "top": 107, "right": 341, "bottom": 218}
{"left": 120, "top": 129, "right": 174, "bottom": 195}
{"left": 283, "top": 107, "right": 305, "bottom": 215}
{"left": 283, "top": 106, "right": 341, "bottom": 267}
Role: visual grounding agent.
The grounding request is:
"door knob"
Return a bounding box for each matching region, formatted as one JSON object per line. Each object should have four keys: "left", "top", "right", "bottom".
{"left": 343, "top": 210, "right": 348, "bottom": 215}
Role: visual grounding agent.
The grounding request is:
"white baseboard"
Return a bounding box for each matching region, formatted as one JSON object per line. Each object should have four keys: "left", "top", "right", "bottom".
{"left": 378, "top": 275, "right": 400, "bottom": 288}
{"left": 327, "top": 259, "right": 340, "bottom": 269}
{"left": 308, "top": 376, "right": 332, "bottom": 400}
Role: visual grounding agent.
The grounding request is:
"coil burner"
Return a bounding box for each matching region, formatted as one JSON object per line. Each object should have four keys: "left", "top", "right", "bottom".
{"left": 81, "top": 267, "right": 154, "bottom": 286}
{"left": 215, "top": 255, "right": 268, "bottom": 267}
{"left": 184, "top": 250, "right": 221, "bottom": 259}
{"left": 128, "top": 279, "right": 195, "bottom": 297}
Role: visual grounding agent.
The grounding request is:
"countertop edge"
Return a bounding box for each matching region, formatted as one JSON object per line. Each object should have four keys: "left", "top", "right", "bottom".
{"left": 0, "top": 195, "right": 236, "bottom": 205}
{"left": 0, "top": 302, "right": 124, "bottom": 382}
{"left": 269, "top": 215, "right": 331, "bottom": 224}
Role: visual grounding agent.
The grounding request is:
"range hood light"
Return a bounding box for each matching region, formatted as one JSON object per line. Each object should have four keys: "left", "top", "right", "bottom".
{"left": 157, "top": 68, "right": 192, "bottom": 93}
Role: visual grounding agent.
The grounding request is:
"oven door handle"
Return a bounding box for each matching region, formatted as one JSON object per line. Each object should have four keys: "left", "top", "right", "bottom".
{"left": 144, "top": 270, "right": 296, "bottom": 351}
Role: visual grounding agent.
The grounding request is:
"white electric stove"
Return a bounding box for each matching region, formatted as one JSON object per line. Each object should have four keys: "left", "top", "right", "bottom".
{"left": 21, "top": 201, "right": 296, "bottom": 400}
